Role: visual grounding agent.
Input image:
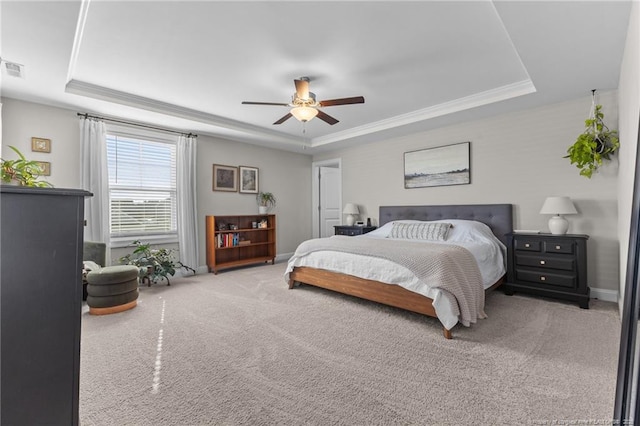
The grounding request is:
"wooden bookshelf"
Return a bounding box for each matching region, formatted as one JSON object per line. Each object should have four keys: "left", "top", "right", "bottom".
{"left": 205, "top": 214, "right": 276, "bottom": 274}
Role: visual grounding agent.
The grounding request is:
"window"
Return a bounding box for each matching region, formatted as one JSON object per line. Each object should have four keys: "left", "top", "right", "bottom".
{"left": 106, "top": 133, "right": 177, "bottom": 243}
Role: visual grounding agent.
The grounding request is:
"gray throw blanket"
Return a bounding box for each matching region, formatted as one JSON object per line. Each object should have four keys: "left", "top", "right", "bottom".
{"left": 290, "top": 236, "right": 485, "bottom": 327}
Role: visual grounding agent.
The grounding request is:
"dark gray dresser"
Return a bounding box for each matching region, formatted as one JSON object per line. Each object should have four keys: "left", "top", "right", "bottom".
{"left": 504, "top": 232, "right": 589, "bottom": 308}
{"left": 1, "top": 186, "right": 91, "bottom": 425}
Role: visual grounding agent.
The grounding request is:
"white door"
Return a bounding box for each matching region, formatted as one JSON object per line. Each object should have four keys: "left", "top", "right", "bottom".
{"left": 319, "top": 166, "right": 341, "bottom": 238}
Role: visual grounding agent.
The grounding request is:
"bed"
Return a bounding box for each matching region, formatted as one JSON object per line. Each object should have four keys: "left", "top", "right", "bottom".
{"left": 285, "top": 204, "right": 513, "bottom": 339}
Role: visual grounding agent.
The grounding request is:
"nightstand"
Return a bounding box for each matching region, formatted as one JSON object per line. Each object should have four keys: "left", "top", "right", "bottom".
{"left": 504, "top": 233, "right": 589, "bottom": 308}
{"left": 334, "top": 225, "right": 377, "bottom": 236}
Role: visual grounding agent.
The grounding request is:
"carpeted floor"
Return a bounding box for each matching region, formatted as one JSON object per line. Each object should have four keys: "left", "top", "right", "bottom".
{"left": 80, "top": 261, "right": 620, "bottom": 425}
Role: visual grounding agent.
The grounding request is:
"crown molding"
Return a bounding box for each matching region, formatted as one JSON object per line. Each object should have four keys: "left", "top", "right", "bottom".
{"left": 66, "top": 78, "right": 535, "bottom": 151}
{"left": 310, "top": 79, "right": 536, "bottom": 147}
{"left": 65, "top": 79, "right": 308, "bottom": 147}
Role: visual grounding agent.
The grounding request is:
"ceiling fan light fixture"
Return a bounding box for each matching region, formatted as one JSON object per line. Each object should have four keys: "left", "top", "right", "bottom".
{"left": 290, "top": 106, "right": 318, "bottom": 122}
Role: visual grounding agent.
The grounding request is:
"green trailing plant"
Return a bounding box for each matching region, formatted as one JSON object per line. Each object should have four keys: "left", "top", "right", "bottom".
{"left": 1, "top": 145, "right": 52, "bottom": 187}
{"left": 256, "top": 191, "right": 276, "bottom": 209}
{"left": 119, "top": 240, "right": 195, "bottom": 286}
{"left": 565, "top": 93, "right": 619, "bottom": 178}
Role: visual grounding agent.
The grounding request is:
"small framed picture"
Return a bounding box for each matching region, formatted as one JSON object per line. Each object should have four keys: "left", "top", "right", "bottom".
{"left": 31, "top": 137, "right": 51, "bottom": 153}
{"left": 36, "top": 161, "right": 51, "bottom": 176}
{"left": 212, "top": 164, "right": 238, "bottom": 192}
{"left": 239, "top": 166, "right": 259, "bottom": 194}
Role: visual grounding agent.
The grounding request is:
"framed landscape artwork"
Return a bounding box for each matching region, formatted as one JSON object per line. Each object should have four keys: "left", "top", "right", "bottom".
{"left": 212, "top": 164, "right": 237, "bottom": 192}
{"left": 239, "top": 166, "right": 259, "bottom": 194}
{"left": 404, "top": 142, "right": 470, "bottom": 189}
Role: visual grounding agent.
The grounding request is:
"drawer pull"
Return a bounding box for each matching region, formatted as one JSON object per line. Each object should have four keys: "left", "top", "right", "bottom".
{"left": 540, "top": 276, "right": 546, "bottom": 281}
{"left": 525, "top": 243, "right": 530, "bottom": 248}
{"left": 540, "top": 260, "right": 546, "bottom": 265}
{"left": 555, "top": 245, "right": 561, "bottom": 250}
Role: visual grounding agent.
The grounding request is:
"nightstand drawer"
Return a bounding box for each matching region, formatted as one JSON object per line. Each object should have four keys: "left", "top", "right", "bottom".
{"left": 514, "top": 239, "right": 541, "bottom": 252}
{"left": 515, "top": 254, "right": 575, "bottom": 271}
{"left": 543, "top": 240, "right": 574, "bottom": 254}
{"left": 336, "top": 228, "right": 358, "bottom": 236}
{"left": 516, "top": 269, "right": 576, "bottom": 288}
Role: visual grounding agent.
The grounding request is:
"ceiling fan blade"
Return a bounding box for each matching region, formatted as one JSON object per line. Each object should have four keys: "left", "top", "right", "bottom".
{"left": 294, "top": 79, "right": 310, "bottom": 100}
{"left": 319, "top": 96, "right": 365, "bottom": 107}
{"left": 273, "top": 113, "right": 293, "bottom": 125}
{"left": 316, "top": 110, "right": 339, "bottom": 125}
{"left": 242, "top": 101, "right": 289, "bottom": 106}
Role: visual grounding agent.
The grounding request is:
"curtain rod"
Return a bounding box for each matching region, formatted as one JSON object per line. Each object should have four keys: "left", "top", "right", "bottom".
{"left": 77, "top": 113, "right": 197, "bottom": 138}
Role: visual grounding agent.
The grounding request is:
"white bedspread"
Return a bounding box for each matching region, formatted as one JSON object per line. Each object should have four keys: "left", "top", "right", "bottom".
{"left": 284, "top": 219, "right": 506, "bottom": 330}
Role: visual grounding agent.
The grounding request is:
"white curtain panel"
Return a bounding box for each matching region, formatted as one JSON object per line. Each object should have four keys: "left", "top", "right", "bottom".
{"left": 79, "top": 117, "right": 111, "bottom": 265}
{"left": 177, "top": 135, "right": 199, "bottom": 270}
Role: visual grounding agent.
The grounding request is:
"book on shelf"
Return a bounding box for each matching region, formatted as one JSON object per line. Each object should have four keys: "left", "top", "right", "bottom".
{"left": 216, "top": 232, "right": 241, "bottom": 248}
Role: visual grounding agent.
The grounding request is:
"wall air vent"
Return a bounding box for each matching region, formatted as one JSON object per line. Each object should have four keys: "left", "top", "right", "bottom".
{"left": 1, "top": 58, "right": 25, "bottom": 78}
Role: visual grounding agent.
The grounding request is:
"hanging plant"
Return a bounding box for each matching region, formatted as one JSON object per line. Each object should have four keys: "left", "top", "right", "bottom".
{"left": 565, "top": 90, "right": 619, "bottom": 178}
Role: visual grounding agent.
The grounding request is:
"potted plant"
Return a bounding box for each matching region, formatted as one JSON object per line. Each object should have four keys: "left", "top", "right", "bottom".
{"left": 1, "top": 145, "right": 52, "bottom": 187}
{"left": 256, "top": 191, "right": 276, "bottom": 214}
{"left": 565, "top": 91, "right": 619, "bottom": 178}
{"left": 119, "top": 240, "right": 195, "bottom": 286}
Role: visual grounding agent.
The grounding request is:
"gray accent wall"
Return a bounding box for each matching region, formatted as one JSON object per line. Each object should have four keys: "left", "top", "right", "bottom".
{"left": 195, "top": 134, "right": 312, "bottom": 266}
{"left": 313, "top": 92, "right": 621, "bottom": 297}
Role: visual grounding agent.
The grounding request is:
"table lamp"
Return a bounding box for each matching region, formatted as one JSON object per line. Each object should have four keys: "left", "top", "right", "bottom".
{"left": 539, "top": 196, "right": 578, "bottom": 235}
{"left": 343, "top": 203, "right": 359, "bottom": 226}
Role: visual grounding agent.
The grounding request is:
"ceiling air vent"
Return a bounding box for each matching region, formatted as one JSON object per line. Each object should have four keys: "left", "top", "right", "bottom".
{"left": 1, "top": 58, "right": 25, "bottom": 78}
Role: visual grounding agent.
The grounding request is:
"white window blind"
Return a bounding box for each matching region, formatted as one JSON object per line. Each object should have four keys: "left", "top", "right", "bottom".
{"left": 106, "top": 134, "right": 177, "bottom": 238}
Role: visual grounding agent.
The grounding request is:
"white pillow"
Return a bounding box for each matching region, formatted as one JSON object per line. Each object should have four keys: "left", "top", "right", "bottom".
{"left": 389, "top": 222, "right": 452, "bottom": 241}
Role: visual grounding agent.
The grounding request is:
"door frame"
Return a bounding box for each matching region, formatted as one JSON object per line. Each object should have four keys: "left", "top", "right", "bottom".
{"left": 311, "top": 158, "right": 342, "bottom": 239}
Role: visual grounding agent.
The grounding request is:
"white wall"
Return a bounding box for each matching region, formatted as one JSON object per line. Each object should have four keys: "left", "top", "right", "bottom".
{"left": 1, "top": 98, "right": 80, "bottom": 188}
{"left": 617, "top": 1, "right": 640, "bottom": 309}
{"left": 1, "top": 97, "right": 313, "bottom": 270}
{"left": 314, "top": 93, "right": 621, "bottom": 297}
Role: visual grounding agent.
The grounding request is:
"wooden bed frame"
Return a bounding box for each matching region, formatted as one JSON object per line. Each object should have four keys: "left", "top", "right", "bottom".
{"left": 288, "top": 204, "right": 513, "bottom": 339}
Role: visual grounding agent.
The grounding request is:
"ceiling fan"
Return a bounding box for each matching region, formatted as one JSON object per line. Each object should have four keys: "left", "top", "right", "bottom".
{"left": 242, "top": 77, "right": 365, "bottom": 125}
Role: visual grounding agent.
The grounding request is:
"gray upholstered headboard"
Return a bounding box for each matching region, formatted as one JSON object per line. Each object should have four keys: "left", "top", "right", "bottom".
{"left": 379, "top": 204, "right": 513, "bottom": 246}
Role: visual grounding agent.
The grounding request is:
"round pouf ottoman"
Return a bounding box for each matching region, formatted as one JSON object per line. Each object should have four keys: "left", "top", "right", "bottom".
{"left": 86, "top": 265, "right": 139, "bottom": 315}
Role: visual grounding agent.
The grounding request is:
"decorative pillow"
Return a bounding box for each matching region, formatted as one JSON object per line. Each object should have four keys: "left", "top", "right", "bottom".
{"left": 389, "top": 222, "right": 452, "bottom": 241}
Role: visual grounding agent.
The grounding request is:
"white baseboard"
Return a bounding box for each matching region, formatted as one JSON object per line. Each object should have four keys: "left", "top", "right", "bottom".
{"left": 176, "top": 265, "right": 209, "bottom": 276}
{"left": 590, "top": 287, "right": 618, "bottom": 303}
{"left": 180, "top": 258, "right": 292, "bottom": 276}
{"left": 275, "top": 252, "right": 293, "bottom": 263}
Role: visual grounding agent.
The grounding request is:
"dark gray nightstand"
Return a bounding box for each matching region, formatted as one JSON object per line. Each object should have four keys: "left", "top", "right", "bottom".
{"left": 334, "top": 225, "right": 377, "bottom": 236}
{"left": 504, "top": 232, "right": 589, "bottom": 308}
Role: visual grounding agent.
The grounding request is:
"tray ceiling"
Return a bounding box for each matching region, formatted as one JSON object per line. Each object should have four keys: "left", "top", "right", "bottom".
{"left": 0, "top": 1, "right": 631, "bottom": 154}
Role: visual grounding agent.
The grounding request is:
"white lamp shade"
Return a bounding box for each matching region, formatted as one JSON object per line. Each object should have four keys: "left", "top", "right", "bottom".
{"left": 539, "top": 196, "right": 578, "bottom": 215}
{"left": 540, "top": 196, "right": 577, "bottom": 235}
{"left": 343, "top": 203, "right": 359, "bottom": 215}
{"left": 290, "top": 106, "right": 318, "bottom": 122}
